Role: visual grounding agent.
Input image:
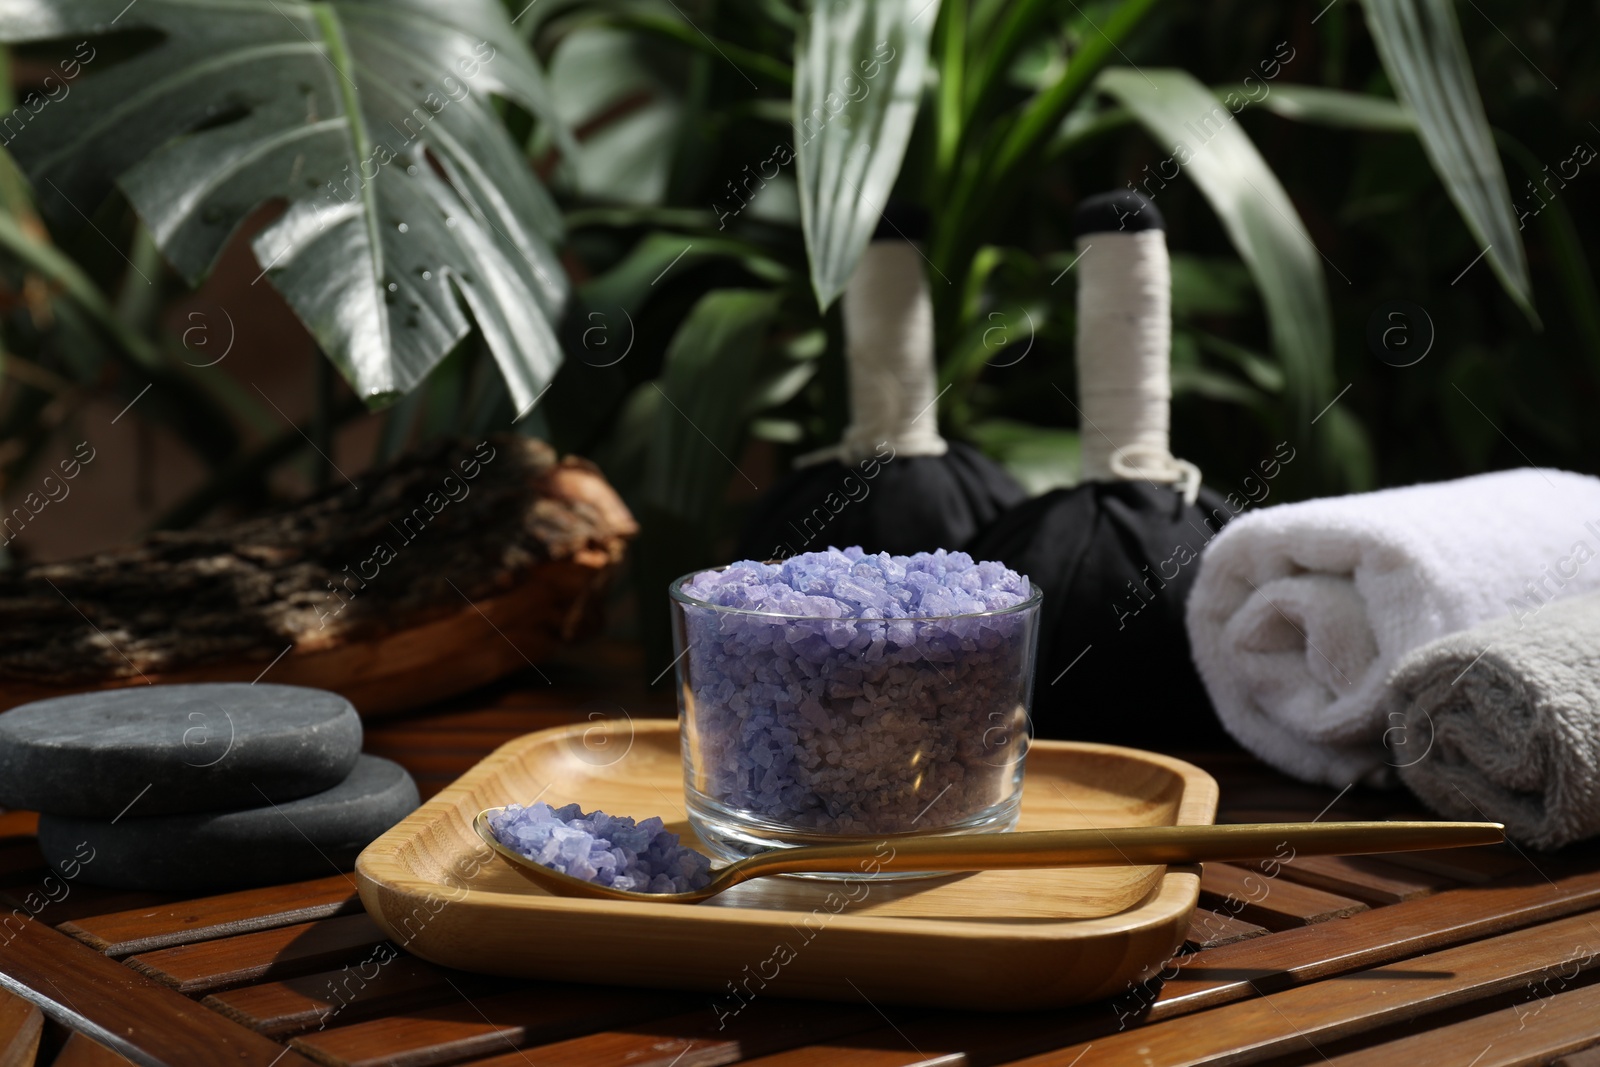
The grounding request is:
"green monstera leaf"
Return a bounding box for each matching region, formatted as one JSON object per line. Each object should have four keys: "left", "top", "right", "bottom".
{"left": 0, "top": 0, "right": 569, "bottom": 410}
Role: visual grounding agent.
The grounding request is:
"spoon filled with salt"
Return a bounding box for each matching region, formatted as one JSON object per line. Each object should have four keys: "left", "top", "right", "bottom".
{"left": 475, "top": 802, "right": 1502, "bottom": 906}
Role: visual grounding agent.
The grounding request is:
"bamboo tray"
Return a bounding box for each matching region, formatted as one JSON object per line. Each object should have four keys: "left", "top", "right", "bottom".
{"left": 355, "top": 720, "right": 1219, "bottom": 1010}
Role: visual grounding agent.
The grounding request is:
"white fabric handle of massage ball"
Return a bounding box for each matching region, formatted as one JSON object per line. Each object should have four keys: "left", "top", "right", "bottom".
{"left": 1074, "top": 220, "right": 1201, "bottom": 503}
{"left": 800, "top": 241, "right": 950, "bottom": 467}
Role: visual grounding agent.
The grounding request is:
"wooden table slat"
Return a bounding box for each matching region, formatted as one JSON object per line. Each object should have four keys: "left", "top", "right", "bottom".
{"left": 1320, "top": 977, "right": 1600, "bottom": 1065}
{"left": 1005, "top": 908, "right": 1600, "bottom": 1066}
{"left": 0, "top": 862, "right": 171, "bottom": 930}
{"left": 1252, "top": 854, "right": 1457, "bottom": 906}
{"left": 0, "top": 842, "right": 47, "bottom": 882}
{"left": 24, "top": 889, "right": 173, "bottom": 928}
{"left": 49, "top": 1033, "right": 131, "bottom": 1067}
{"left": 60, "top": 874, "right": 362, "bottom": 958}
{"left": 1215, "top": 799, "right": 1432, "bottom": 824}
{"left": 455, "top": 1000, "right": 885, "bottom": 1067}
{"left": 352, "top": 754, "right": 480, "bottom": 780}
{"left": 1184, "top": 907, "right": 1269, "bottom": 950}
{"left": 738, "top": 1044, "right": 954, "bottom": 1067}
{"left": 0, "top": 870, "right": 45, "bottom": 895}
{"left": 204, "top": 957, "right": 473, "bottom": 1038}
{"left": 1206, "top": 782, "right": 1351, "bottom": 811}
{"left": 1152, "top": 866, "right": 1600, "bottom": 1022}
{"left": 0, "top": 815, "right": 38, "bottom": 842}
{"left": 127, "top": 914, "right": 387, "bottom": 995}
{"left": 291, "top": 987, "right": 697, "bottom": 1067}
{"left": 714, "top": 865, "right": 1600, "bottom": 1067}
{"left": 0, "top": 985, "right": 41, "bottom": 1067}
{"left": 1379, "top": 845, "right": 1527, "bottom": 884}
{"left": 1198, "top": 862, "right": 1368, "bottom": 929}
{"left": 0, "top": 912, "right": 318, "bottom": 1066}
{"left": 4, "top": 669, "right": 1598, "bottom": 1067}
{"left": 1557, "top": 1042, "right": 1600, "bottom": 1067}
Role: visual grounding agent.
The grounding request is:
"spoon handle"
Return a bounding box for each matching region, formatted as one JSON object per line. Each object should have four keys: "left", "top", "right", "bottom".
{"left": 729, "top": 821, "right": 1505, "bottom": 880}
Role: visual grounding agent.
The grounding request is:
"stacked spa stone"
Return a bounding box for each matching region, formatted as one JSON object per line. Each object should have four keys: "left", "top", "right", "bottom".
{"left": 0, "top": 684, "right": 418, "bottom": 892}
{"left": 679, "top": 547, "right": 1035, "bottom": 834}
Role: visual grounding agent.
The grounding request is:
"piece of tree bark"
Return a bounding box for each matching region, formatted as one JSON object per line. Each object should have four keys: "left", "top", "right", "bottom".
{"left": 0, "top": 436, "right": 637, "bottom": 715}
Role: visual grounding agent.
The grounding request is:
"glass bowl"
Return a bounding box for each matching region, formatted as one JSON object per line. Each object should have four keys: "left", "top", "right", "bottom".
{"left": 669, "top": 567, "right": 1042, "bottom": 867}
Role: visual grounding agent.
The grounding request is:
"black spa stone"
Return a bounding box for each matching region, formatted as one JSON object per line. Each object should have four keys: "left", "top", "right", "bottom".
{"left": 36, "top": 755, "right": 419, "bottom": 893}
{"left": 0, "top": 684, "right": 362, "bottom": 819}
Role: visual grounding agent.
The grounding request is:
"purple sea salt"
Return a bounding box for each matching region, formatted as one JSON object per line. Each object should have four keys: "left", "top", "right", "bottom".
{"left": 675, "top": 547, "right": 1039, "bottom": 837}
{"left": 487, "top": 801, "right": 712, "bottom": 894}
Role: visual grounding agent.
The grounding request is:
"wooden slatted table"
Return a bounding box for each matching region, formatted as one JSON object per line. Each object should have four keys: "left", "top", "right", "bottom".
{"left": 3, "top": 647, "right": 1599, "bottom": 1067}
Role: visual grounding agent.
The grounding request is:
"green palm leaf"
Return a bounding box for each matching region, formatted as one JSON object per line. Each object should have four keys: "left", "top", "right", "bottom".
{"left": 1362, "top": 0, "right": 1534, "bottom": 320}
{"left": 1248, "top": 83, "right": 1415, "bottom": 132}
{"left": 794, "top": 0, "right": 940, "bottom": 310}
{"left": 0, "top": 0, "right": 570, "bottom": 410}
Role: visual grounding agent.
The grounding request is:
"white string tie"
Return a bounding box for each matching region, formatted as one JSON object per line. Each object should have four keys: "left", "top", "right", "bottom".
{"left": 800, "top": 241, "right": 948, "bottom": 468}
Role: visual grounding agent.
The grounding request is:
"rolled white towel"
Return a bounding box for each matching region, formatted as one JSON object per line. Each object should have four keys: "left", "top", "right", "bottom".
{"left": 1379, "top": 591, "right": 1600, "bottom": 850}
{"left": 1186, "top": 468, "right": 1600, "bottom": 787}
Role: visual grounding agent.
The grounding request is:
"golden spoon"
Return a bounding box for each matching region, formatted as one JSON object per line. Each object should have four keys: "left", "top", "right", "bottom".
{"left": 473, "top": 808, "right": 1503, "bottom": 905}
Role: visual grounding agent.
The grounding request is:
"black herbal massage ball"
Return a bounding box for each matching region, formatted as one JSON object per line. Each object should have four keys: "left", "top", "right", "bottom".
{"left": 966, "top": 190, "right": 1234, "bottom": 748}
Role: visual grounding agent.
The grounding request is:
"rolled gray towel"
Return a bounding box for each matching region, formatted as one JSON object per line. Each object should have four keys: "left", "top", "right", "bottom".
{"left": 1380, "top": 591, "right": 1600, "bottom": 850}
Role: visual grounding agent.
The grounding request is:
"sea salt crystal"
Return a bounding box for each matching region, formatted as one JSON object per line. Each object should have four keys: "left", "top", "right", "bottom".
{"left": 679, "top": 547, "right": 1036, "bottom": 835}
{"left": 487, "top": 802, "right": 712, "bottom": 893}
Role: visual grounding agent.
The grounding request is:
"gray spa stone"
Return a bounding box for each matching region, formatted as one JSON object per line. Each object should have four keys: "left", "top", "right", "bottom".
{"left": 36, "top": 755, "right": 419, "bottom": 893}
{"left": 0, "top": 684, "right": 362, "bottom": 818}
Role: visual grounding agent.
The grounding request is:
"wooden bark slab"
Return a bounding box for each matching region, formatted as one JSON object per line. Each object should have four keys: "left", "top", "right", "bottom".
{"left": 0, "top": 437, "right": 637, "bottom": 716}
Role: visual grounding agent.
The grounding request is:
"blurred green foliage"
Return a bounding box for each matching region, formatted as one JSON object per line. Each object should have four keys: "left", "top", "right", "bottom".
{"left": 1, "top": 1, "right": 1597, "bottom": 665}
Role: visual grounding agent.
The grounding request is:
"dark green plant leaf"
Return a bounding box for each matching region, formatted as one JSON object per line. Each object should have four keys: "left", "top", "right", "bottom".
{"left": 0, "top": 0, "right": 570, "bottom": 410}
{"left": 0, "top": 202, "right": 252, "bottom": 464}
{"left": 795, "top": 0, "right": 940, "bottom": 310}
{"left": 643, "top": 289, "right": 783, "bottom": 519}
{"left": 1097, "top": 67, "right": 1334, "bottom": 425}
{"left": 1496, "top": 132, "right": 1600, "bottom": 378}
{"left": 578, "top": 232, "right": 791, "bottom": 320}
{"left": 959, "top": 0, "right": 1054, "bottom": 134}
{"left": 1361, "top": 0, "right": 1534, "bottom": 321}
{"left": 939, "top": 299, "right": 1048, "bottom": 391}
{"left": 982, "top": 0, "right": 1157, "bottom": 183}
{"left": 564, "top": 206, "right": 720, "bottom": 231}
{"left": 1050, "top": 101, "right": 1132, "bottom": 156}
{"left": 933, "top": 0, "right": 965, "bottom": 176}
{"left": 1246, "top": 83, "right": 1414, "bottom": 131}
{"left": 546, "top": 24, "right": 682, "bottom": 206}
{"left": 933, "top": 0, "right": 1155, "bottom": 277}
{"left": 1194, "top": 331, "right": 1285, "bottom": 394}
{"left": 1316, "top": 403, "right": 1376, "bottom": 492}
{"left": 1170, "top": 254, "right": 1255, "bottom": 318}
{"left": 0, "top": 205, "right": 156, "bottom": 369}
{"left": 1171, "top": 364, "right": 1268, "bottom": 409}
{"left": 603, "top": 9, "right": 793, "bottom": 86}
{"left": 590, "top": 375, "right": 662, "bottom": 501}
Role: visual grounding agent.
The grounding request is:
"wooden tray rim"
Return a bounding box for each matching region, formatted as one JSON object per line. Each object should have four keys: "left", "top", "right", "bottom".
{"left": 358, "top": 720, "right": 1220, "bottom": 940}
